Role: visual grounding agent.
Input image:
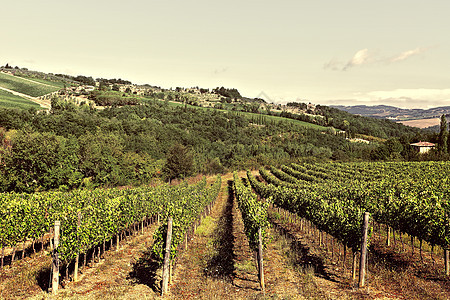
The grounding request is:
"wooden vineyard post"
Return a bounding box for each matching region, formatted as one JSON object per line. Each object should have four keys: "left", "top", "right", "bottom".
{"left": 51, "top": 221, "right": 61, "bottom": 295}
{"left": 74, "top": 212, "right": 82, "bottom": 282}
{"left": 445, "top": 249, "right": 449, "bottom": 276}
{"left": 258, "top": 227, "right": 265, "bottom": 294}
{"left": 352, "top": 250, "right": 357, "bottom": 280}
{"left": 386, "top": 226, "right": 391, "bottom": 247}
{"left": 161, "top": 217, "right": 173, "bottom": 296}
{"left": 359, "top": 212, "right": 370, "bottom": 288}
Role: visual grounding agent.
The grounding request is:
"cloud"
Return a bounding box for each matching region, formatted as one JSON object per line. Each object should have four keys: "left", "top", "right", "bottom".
{"left": 343, "top": 48, "right": 371, "bottom": 70}
{"left": 325, "top": 47, "right": 429, "bottom": 71}
{"left": 388, "top": 47, "right": 427, "bottom": 63}
{"left": 213, "top": 67, "right": 228, "bottom": 75}
{"left": 324, "top": 48, "right": 373, "bottom": 71}
{"left": 323, "top": 58, "right": 342, "bottom": 71}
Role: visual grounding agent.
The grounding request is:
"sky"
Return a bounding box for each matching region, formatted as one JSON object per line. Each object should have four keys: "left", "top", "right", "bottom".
{"left": 1, "top": 0, "right": 450, "bottom": 109}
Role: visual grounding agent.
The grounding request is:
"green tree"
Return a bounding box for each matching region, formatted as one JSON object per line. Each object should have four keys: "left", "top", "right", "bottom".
{"left": 1, "top": 131, "right": 82, "bottom": 192}
{"left": 78, "top": 131, "right": 125, "bottom": 186}
{"left": 163, "top": 143, "right": 193, "bottom": 181}
{"left": 438, "top": 114, "right": 448, "bottom": 154}
{"left": 343, "top": 120, "right": 350, "bottom": 138}
{"left": 385, "top": 138, "right": 403, "bottom": 160}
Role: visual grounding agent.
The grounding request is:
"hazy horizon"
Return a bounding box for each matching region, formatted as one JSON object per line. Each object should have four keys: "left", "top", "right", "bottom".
{"left": 2, "top": 0, "right": 449, "bottom": 109}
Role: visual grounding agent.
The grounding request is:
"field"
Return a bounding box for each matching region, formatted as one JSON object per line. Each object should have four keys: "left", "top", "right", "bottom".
{"left": 15, "top": 75, "right": 66, "bottom": 89}
{"left": 0, "top": 89, "right": 41, "bottom": 109}
{"left": 0, "top": 72, "right": 60, "bottom": 97}
{"left": 1, "top": 163, "right": 449, "bottom": 299}
{"left": 398, "top": 117, "right": 441, "bottom": 129}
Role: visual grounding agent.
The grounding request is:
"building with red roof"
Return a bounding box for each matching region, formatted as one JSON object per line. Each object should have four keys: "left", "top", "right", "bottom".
{"left": 410, "top": 141, "right": 435, "bottom": 154}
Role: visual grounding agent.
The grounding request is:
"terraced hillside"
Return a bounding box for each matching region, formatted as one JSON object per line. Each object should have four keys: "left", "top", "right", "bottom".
{"left": 0, "top": 72, "right": 62, "bottom": 109}
{"left": 0, "top": 89, "right": 41, "bottom": 109}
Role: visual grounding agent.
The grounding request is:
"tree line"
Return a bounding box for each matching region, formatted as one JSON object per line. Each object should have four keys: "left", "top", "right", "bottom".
{"left": 0, "top": 94, "right": 439, "bottom": 193}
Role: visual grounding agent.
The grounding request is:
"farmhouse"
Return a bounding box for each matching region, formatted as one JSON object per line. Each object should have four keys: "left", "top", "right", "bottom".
{"left": 410, "top": 141, "right": 435, "bottom": 154}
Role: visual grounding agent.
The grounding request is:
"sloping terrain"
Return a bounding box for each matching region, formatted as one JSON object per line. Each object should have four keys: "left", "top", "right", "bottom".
{"left": 0, "top": 89, "right": 41, "bottom": 109}
{"left": 333, "top": 104, "right": 450, "bottom": 121}
{"left": 0, "top": 72, "right": 61, "bottom": 109}
{"left": 0, "top": 72, "right": 60, "bottom": 97}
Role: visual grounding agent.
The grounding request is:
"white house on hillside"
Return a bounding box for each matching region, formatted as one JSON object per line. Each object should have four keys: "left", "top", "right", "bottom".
{"left": 410, "top": 141, "right": 435, "bottom": 154}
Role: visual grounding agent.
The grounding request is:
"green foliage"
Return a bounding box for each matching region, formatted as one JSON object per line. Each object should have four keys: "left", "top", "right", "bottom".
{"left": 1, "top": 131, "right": 82, "bottom": 192}
{"left": 233, "top": 172, "right": 270, "bottom": 251}
{"left": 0, "top": 184, "right": 170, "bottom": 262}
{"left": 78, "top": 131, "right": 125, "bottom": 186}
{"left": 0, "top": 89, "right": 41, "bottom": 110}
{"left": 73, "top": 75, "right": 95, "bottom": 86}
{"left": 248, "top": 169, "right": 366, "bottom": 250}
{"left": 250, "top": 161, "right": 450, "bottom": 250}
{"left": 151, "top": 176, "right": 221, "bottom": 264}
{"left": 213, "top": 87, "right": 242, "bottom": 99}
{"left": 162, "top": 143, "right": 194, "bottom": 181}
{"left": 0, "top": 72, "right": 60, "bottom": 97}
{"left": 316, "top": 105, "right": 420, "bottom": 139}
{"left": 438, "top": 114, "right": 448, "bottom": 154}
{"left": 89, "top": 90, "right": 141, "bottom": 106}
{"left": 0, "top": 95, "right": 423, "bottom": 192}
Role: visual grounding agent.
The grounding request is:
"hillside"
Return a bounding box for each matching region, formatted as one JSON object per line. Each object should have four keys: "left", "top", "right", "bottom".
{"left": 0, "top": 68, "right": 76, "bottom": 109}
{"left": 0, "top": 66, "right": 424, "bottom": 141}
{"left": 0, "top": 72, "right": 60, "bottom": 97}
{"left": 0, "top": 65, "right": 433, "bottom": 194}
{"left": 0, "top": 89, "right": 41, "bottom": 110}
{"left": 333, "top": 104, "right": 450, "bottom": 121}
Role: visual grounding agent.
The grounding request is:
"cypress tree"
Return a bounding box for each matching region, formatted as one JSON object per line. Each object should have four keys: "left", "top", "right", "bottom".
{"left": 438, "top": 114, "right": 448, "bottom": 154}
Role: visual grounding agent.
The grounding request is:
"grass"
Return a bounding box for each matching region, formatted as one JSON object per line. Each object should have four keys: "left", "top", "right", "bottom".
{"left": 16, "top": 75, "right": 66, "bottom": 89}
{"left": 195, "top": 216, "right": 216, "bottom": 236}
{"left": 234, "top": 259, "right": 256, "bottom": 274}
{"left": 0, "top": 89, "right": 41, "bottom": 109}
{"left": 269, "top": 227, "right": 332, "bottom": 300}
{"left": 0, "top": 72, "right": 60, "bottom": 97}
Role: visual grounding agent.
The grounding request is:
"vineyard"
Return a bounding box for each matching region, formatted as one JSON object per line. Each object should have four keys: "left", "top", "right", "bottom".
{"left": 0, "top": 165, "right": 450, "bottom": 299}
{"left": 253, "top": 161, "right": 450, "bottom": 254}
{"left": 0, "top": 89, "right": 41, "bottom": 110}
{"left": 0, "top": 72, "right": 61, "bottom": 98}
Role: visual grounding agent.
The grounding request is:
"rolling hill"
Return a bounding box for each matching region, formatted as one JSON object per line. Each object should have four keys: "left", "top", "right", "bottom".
{"left": 332, "top": 104, "right": 450, "bottom": 120}
{"left": 0, "top": 71, "right": 63, "bottom": 109}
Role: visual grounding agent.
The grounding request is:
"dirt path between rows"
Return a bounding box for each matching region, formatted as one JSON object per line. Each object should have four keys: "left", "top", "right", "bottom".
{"left": 167, "top": 172, "right": 332, "bottom": 299}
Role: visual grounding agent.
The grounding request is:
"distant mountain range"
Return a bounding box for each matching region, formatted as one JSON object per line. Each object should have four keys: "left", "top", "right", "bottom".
{"left": 331, "top": 105, "right": 450, "bottom": 121}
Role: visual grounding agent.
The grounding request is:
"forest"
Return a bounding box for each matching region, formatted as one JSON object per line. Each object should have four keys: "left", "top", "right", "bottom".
{"left": 0, "top": 93, "right": 438, "bottom": 193}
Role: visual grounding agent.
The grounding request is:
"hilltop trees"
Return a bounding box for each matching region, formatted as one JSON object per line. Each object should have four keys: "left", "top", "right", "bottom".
{"left": 213, "top": 87, "right": 242, "bottom": 99}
